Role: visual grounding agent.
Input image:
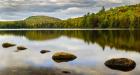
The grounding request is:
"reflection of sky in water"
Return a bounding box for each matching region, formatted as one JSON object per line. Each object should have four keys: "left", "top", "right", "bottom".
{"left": 0, "top": 35, "right": 139, "bottom": 75}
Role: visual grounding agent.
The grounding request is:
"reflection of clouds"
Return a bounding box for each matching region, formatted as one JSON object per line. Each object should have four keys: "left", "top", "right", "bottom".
{"left": 0, "top": 35, "right": 139, "bottom": 75}
{"left": 0, "top": 48, "right": 28, "bottom": 68}
{"left": 0, "top": 0, "right": 139, "bottom": 20}
{"left": 54, "top": 64, "right": 100, "bottom": 75}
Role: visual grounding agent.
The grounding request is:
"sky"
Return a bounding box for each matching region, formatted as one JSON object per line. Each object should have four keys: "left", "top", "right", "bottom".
{"left": 0, "top": 0, "right": 139, "bottom": 21}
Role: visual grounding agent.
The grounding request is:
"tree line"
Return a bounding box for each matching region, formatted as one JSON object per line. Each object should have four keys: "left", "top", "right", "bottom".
{"left": 66, "top": 4, "right": 140, "bottom": 28}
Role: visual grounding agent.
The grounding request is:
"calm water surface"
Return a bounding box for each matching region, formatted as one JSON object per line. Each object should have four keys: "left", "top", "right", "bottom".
{"left": 0, "top": 30, "right": 139, "bottom": 75}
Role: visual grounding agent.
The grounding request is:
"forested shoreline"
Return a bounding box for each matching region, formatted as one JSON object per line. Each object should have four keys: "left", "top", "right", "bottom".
{"left": 0, "top": 4, "right": 140, "bottom": 28}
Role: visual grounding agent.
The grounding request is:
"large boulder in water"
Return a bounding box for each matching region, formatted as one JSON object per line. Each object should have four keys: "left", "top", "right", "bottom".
{"left": 52, "top": 52, "right": 77, "bottom": 63}
{"left": 2, "top": 43, "right": 16, "bottom": 48}
{"left": 105, "top": 58, "right": 136, "bottom": 71}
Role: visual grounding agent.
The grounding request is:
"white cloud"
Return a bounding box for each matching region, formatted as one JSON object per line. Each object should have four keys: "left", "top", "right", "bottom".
{"left": 108, "top": 0, "right": 123, "bottom": 3}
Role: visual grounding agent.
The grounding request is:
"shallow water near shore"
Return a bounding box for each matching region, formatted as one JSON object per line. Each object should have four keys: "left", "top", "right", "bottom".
{"left": 0, "top": 30, "right": 140, "bottom": 75}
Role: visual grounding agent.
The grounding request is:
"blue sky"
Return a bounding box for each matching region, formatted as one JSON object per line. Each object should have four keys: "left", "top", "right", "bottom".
{"left": 0, "top": 0, "right": 139, "bottom": 21}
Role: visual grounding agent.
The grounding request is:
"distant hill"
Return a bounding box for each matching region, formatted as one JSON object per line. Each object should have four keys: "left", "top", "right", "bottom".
{"left": 26, "top": 16, "right": 61, "bottom": 20}
{"left": 24, "top": 16, "right": 62, "bottom": 28}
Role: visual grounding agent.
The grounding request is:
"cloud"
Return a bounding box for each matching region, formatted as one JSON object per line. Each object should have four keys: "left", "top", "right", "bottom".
{"left": 0, "top": 0, "right": 139, "bottom": 20}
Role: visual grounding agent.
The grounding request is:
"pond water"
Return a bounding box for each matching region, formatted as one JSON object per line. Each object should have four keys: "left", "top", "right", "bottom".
{"left": 0, "top": 30, "right": 140, "bottom": 75}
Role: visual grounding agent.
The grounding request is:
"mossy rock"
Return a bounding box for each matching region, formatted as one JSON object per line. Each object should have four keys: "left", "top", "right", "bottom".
{"left": 17, "top": 46, "right": 27, "bottom": 50}
{"left": 52, "top": 52, "right": 77, "bottom": 63}
{"left": 105, "top": 58, "right": 136, "bottom": 71}
{"left": 2, "top": 43, "right": 16, "bottom": 48}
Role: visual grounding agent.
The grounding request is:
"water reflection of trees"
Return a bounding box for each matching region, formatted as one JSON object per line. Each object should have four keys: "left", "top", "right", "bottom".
{"left": 0, "top": 30, "right": 140, "bottom": 52}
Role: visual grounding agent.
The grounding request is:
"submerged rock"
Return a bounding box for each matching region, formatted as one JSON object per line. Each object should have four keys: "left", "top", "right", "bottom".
{"left": 52, "top": 52, "right": 77, "bottom": 63}
{"left": 17, "top": 46, "right": 27, "bottom": 50}
{"left": 40, "top": 50, "right": 51, "bottom": 54}
{"left": 105, "top": 58, "right": 136, "bottom": 71}
{"left": 2, "top": 43, "right": 16, "bottom": 48}
{"left": 62, "top": 71, "right": 71, "bottom": 74}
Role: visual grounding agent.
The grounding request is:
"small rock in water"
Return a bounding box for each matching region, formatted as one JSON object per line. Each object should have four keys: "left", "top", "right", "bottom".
{"left": 17, "top": 46, "right": 27, "bottom": 50}
{"left": 105, "top": 58, "right": 136, "bottom": 71}
{"left": 40, "top": 50, "right": 51, "bottom": 54}
{"left": 52, "top": 52, "right": 77, "bottom": 63}
{"left": 2, "top": 43, "right": 16, "bottom": 48}
{"left": 62, "top": 71, "right": 71, "bottom": 74}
